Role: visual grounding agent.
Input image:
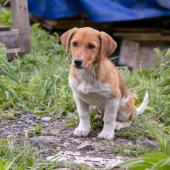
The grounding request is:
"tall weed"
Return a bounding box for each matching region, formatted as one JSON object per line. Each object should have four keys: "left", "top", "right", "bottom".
{"left": 0, "top": 24, "right": 74, "bottom": 116}
{"left": 116, "top": 126, "right": 170, "bottom": 170}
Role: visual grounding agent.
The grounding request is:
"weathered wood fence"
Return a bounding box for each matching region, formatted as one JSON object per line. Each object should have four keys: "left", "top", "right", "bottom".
{"left": 0, "top": 0, "right": 31, "bottom": 60}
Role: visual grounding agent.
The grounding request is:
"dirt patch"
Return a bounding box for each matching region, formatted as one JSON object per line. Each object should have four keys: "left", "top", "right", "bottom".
{"left": 0, "top": 112, "right": 158, "bottom": 169}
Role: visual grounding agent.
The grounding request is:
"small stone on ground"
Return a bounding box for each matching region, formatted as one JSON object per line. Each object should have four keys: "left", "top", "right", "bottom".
{"left": 41, "top": 116, "right": 52, "bottom": 122}
{"left": 77, "top": 141, "right": 94, "bottom": 151}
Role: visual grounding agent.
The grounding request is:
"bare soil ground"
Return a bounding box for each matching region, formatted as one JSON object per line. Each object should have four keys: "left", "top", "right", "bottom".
{"left": 0, "top": 112, "right": 158, "bottom": 169}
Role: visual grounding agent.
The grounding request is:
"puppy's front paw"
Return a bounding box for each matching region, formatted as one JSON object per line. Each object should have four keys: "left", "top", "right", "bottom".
{"left": 73, "top": 127, "right": 90, "bottom": 137}
{"left": 98, "top": 131, "right": 114, "bottom": 140}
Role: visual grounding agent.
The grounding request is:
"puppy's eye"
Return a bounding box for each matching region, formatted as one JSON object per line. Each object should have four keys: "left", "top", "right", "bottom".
{"left": 88, "top": 43, "right": 95, "bottom": 49}
{"left": 72, "top": 42, "right": 78, "bottom": 47}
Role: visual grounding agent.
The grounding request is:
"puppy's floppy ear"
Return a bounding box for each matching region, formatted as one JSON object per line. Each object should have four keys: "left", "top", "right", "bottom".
{"left": 99, "top": 31, "right": 117, "bottom": 57}
{"left": 60, "top": 27, "right": 78, "bottom": 53}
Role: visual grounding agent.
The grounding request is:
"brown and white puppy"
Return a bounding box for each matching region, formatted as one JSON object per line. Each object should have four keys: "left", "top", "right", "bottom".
{"left": 60, "top": 27, "right": 148, "bottom": 140}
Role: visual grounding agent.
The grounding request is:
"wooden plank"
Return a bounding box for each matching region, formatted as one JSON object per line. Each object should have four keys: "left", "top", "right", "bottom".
{"left": 31, "top": 17, "right": 111, "bottom": 31}
{"left": 135, "top": 46, "right": 155, "bottom": 69}
{"left": 0, "top": 26, "right": 11, "bottom": 31}
{"left": 125, "top": 36, "right": 170, "bottom": 42}
{"left": 114, "top": 32, "right": 170, "bottom": 43}
{"left": 112, "top": 27, "right": 159, "bottom": 33}
{"left": 0, "top": 29, "right": 19, "bottom": 48}
{"left": 10, "top": 0, "right": 31, "bottom": 53}
{"left": 112, "top": 27, "right": 170, "bottom": 34}
{"left": 119, "top": 39, "right": 140, "bottom": 69}
{"left": 114, "top": 33, "right": 161, "bottom": 37}
{"left": 6, "top": 48, "right": 21, "bottom": 61}
{"left": 7, "top": 48, "right": 21, "bottom": 54}
{"left": 119, "top": 39, "right": 170, "bottom": 70}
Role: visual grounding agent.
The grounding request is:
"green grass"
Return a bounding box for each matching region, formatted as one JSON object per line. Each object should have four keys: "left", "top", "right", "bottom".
{"left": 0, "top": 6, "right": 170, "bottom": 170}
{"left": 0, "top": 7, "right": 169, "bottom": 130}
{"left": 116, "top": 126, "right": 170, "bottom": 170}
{"left": 104, "top": 141, "right": 157, "bottom": 157}
{"left": 0, "top": 138, "right": 95, "bottom": 170}
{"left": 115, "top": 118, "right": 150, "bottom": 140}
{"left": 0, "top": 139, "right": 39, "bottom": 169}
{"left": 0, "top": 24, "right": 75, "bottom": 116}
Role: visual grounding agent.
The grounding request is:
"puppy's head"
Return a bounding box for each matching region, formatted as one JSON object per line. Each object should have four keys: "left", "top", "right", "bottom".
{"left": 60, "top": 27, "right": 117, "bottom": 69}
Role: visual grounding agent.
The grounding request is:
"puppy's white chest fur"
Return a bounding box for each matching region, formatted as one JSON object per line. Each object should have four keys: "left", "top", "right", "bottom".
{"left": 69, "top": 67, "right": 111, "bottom": 107}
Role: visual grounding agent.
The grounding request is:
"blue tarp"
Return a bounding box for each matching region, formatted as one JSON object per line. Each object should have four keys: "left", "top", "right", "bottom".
{"left": 28, "top": 0, "right": 170, "bottom": 22}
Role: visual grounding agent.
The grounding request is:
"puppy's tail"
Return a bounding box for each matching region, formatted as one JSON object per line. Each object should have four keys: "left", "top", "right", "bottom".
{"left": 136, "top": 91, "right": 148, "bottom": 116}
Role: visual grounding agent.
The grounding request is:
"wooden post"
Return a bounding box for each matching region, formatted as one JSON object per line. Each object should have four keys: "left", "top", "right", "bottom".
{"left": 10, "top": 0, "right": 31, "bottom": 53}
{"left": 0, "top": 29, "right": 19, "bottom": 49}
{"left": 119, "top": 39, "right": 140, "bottom": 70}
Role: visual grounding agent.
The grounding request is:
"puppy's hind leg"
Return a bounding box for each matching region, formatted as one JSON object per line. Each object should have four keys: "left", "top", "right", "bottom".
{"left": 115, "top": 121, "right": 131, "bottom": 131}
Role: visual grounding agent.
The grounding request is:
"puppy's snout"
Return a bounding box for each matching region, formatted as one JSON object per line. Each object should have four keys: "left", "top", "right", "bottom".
{"left": 74, "top": 58, "right": 83, "bottom": 68}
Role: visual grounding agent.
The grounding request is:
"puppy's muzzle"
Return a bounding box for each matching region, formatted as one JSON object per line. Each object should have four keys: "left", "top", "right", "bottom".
{"left": 74, "top": 58, "right": 83, "bottom": 69}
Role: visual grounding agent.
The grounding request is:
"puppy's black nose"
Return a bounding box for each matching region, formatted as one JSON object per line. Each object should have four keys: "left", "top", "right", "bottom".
{"left": 74, "top": 59, "right": 83, "bottom": 68}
